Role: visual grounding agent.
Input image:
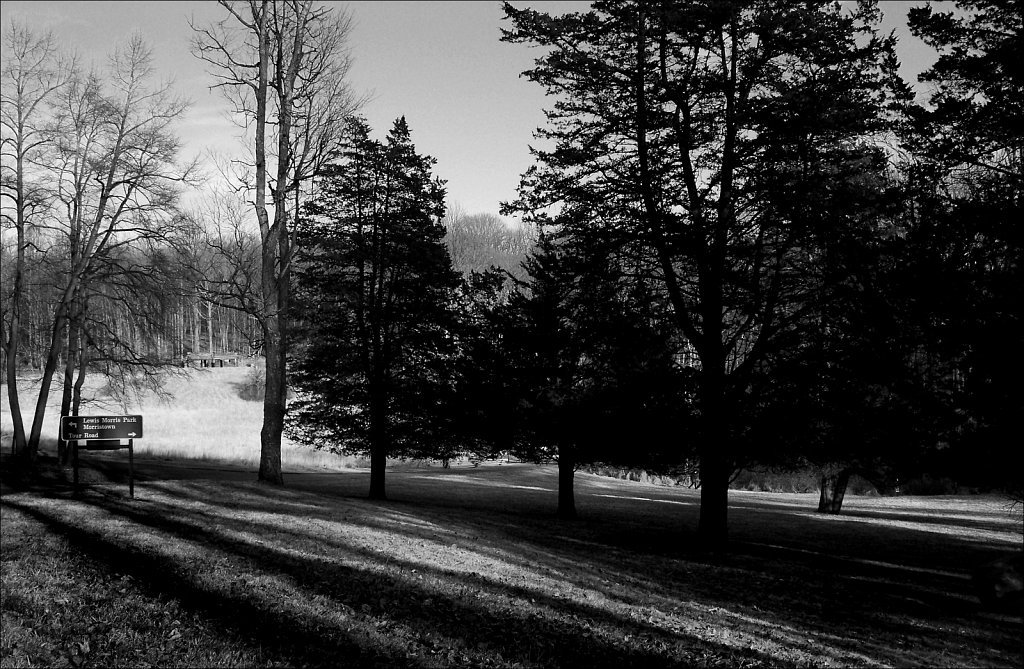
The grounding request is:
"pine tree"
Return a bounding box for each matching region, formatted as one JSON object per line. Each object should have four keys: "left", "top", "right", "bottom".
{"left": 288, "top": 117, "right": 461, "bottom": 500}
{"left": 494, "top": 225, "right": 683, "bottom": 518}
{"left": 502, "top": 0, "right": 909, "bottom": 548}
{"left": 905, "top": 1, "right": 1023, "bottom": 499}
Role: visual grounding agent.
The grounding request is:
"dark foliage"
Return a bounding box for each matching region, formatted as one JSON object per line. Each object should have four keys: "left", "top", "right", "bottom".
{"left": 456, "top": 225, "right": 688, "bottom": 516}
{"left": 287, "top": 117, "right": 461, "bottom": 498}
{"left": 905, "top": 0, "right": 1023, "bottom": 497}
{"left": 501, "top": 0, "right": 910, "bottom": 543}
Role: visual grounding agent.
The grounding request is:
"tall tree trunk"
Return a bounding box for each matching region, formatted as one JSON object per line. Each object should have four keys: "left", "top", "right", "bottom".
{"left": 251, "top": 0, "right": 285, "bottom": 485}
{"left": 258, "top": 201, "right": 291, "bottom": 485}
{"left": 258, "top": 237, "right": 286, "bottom": 483}
{"left": 207, "top": 300, "right": 214, "bottom": 355}
{"left": 5, "top": 112, "right": 32, "bottom": 457}
{"left": 369, "top": 444, "right": 387, "bottom": 500}
{"left": 698, "top": 450, "right": 730, "bottom": 551}
{"left": 259, "top": 312, "right": 285, "bottom": 484}
{"left": 176, "top": 304, "right": 185, "bottom": 362}
{"left": 25, "top": 307, "right": 69, "bottom": 461}
{"left": 220, "top": 310, "right": 229, "bottom": 355}
{"left": 697, "top": 366, "right": 730, "bottom": 551}
{"left": 257, "top": 0, "right": 309, "bottom": 486}
{"left": 368, "top": 383, "right": 387, "bottom": 500}
{"left": 4, "top": 212, "right": 28, "bottom": 456}
{"left": 192, "top": 300, "right": 201, "bottom": 356}
{"left": 818, "top": 467, "right": 852, "bottom": 513}
{"left": 557, "top": 443, "right": 577, "bottom": 519}
{"left": 4, "top": 334, "right": 28, "bottom": 458}
{"left": 72, "top": 347, "right": 87, "bottom": 416}
{"left": 58, "top": 303, "right": 82, "bottom": 465}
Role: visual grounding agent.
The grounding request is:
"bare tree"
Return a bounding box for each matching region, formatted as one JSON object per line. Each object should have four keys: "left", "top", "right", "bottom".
{"left": 442, "top": 203, "right": 536, "bottom": 277}
{"left": 1, "top": 21, "right": 73, "bottom": 456}
{"left": 175, "top": 189, "right": 264, "bottom": 369}
{"left": 8, "top": 34, "right": 195, "bottom": 462}
{"left": 191, "top": 0, "right": 361, "bottom": 484}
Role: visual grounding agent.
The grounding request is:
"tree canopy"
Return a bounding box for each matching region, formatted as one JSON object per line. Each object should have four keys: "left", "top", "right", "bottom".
{"left": 288, "top": 117, "right": 460, "bottom": 500}
{"left": 501, "top": 0, "right": 911, "bottom": 547}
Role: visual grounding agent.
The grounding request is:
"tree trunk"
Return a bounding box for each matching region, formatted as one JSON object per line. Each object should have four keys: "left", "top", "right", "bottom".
{"left": 369, "top": 445, "right": 387, "bottom": 500}
{"left": 258, "top": 319, "right": 285, "bottom": 485}
{"left": 698, "top": 449, "right": 730, "bottom": 551}
{"left": 4, "top": 195, "right": 28, "bottom": 456}
{"left": 207, "top": 300, "right": 215, "bottom": 355}
{"left": 368, "top": 385, "right": 388, "bottom": 500}
{"left": 5, "top": 314, "right": 28, "bottom": 456}
{"left": 192, "top": 300, "right": 201, "bottom": 356}
{"left": 257, "top": 203, "right": 291, "bottom": 486}
{"left": 72, "top": 344, "right": 87, "bottom": 416}
{"left": 58, "top": 306, "right": 82, "bottom": 465}
{"left": 4, "top": 346, "right": 28, "bottom": 457}
{"left": 251, "top": 0, "right": 285, "bottom": 486}
{"left": 696, "top": 365, "right": 730, "bottom": 552}
{"left": 557, "top": 444, "right": 577, "bottom": 519}
{"left": 818, "top": 468, "right": 852, "bottom": 513}
{"left": 25, "top": 307, "right": 69, "bottom": 461}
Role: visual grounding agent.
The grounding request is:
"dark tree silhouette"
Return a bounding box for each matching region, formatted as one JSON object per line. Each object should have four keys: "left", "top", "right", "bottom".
{"left": 469, "top": 225, "right": 683, "bottom": 518}
{"left": 502, "top": 0, "right": 909, "bottom": 548}
{"left": 288, "top": 117, "right": 460, "bottom": 500}
{"left": 904, "top": 0, "right": 1023, "bottom": 498}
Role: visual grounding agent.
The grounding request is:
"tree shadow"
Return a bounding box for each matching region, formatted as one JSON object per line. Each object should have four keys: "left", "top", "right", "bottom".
{"left": 826, "top": 507, "right": 1020, "bottom": 533}
{"left": 280, "top": 468, "right": 1024, "bottom": 665}
{"left": 7, "top": 455, "right": 1022, "bottom": 667}
{"left": 2, "top": 491, "right": 778, "bottom": 668}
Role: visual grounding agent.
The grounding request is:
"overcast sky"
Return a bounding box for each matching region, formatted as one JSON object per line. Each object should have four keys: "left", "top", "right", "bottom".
{"left": 1, "top": 1, "right": 944, "bottom": 218}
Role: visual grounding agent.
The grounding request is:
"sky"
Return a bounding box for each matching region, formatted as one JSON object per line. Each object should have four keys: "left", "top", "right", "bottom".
{"left": 1, "top": 0, "right": 947, "bottom": 219}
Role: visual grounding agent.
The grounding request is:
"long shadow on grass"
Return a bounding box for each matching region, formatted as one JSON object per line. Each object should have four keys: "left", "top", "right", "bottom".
{"left": 337, "top": 493, "right": 1024, "bottom": 667}
{"left": 316, "top": 489, "right": 1008, "bottom": 665}
{"left": 1, "top": 491, "right": 779, "bottom": 669}
{"left": 823, "top": 507, "right": 1021, "bottom": 533}
{"left": 147, "top": 468, "right": 1017, "bottom": 601}
{"left": 1, "top": 496, "right": 399, "bottom": 668}
{"left": 24, "top": 459, "right": 1023, "bottom": 666}
{"left": 136, "top": 473, "right": 1024, "bottom": 665}
{"left": 147, "top": 475, "right": 704, "bottom": 597}
{"left": 271, "top": 471, "right": 1024, "bottom": 665}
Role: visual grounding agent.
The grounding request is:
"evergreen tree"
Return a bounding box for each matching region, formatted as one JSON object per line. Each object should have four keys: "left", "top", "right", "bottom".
{"left": 288, "top": 117, "right": 461, "bottom": 500}
{"left": 502, "top": 0, "right": 909, "bottom": 548}
{"left": 908, "top": 0, "right": 1022, "bottom": 177}
{"left": 747, "top": 0, "right": 1022, "bottom": 509}
{"left": 905, "top": 1, "right": 1022, "bottom": 497}
{"left": 752, "top": 206, "right": 961, "bottom": 511}
{"left": 447, "top": 267, "right": 521, "bottom": 462}
{"left": 493, "top": 225, "right": 684, "bottom": 518}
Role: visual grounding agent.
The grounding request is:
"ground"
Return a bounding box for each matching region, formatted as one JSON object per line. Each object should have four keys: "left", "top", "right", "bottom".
{"left": 1, "top": 367, "right": 1021, "bottom": 667}
{"left": 1, "top": 456, "right": 1021, "bottom": 668}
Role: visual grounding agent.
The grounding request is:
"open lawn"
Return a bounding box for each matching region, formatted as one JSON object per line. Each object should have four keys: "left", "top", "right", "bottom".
{"left": 2, "top": 368, "right": 1022, "bottom": 667}
{"left": 1, "top": 457, "right": 1021, "bottom": 668}
{"left": 0, "top": 366, "right": 353, "bottom": 471}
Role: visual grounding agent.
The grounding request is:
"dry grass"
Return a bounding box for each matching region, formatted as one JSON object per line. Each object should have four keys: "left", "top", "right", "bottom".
{"left": 0, "top": 367, "right": 354, "bottom": 471}
{"left": 2, "top": 457, "right": 1022, "bottom": 668}
{"left": 2, "top": 370, "right": 1022, "bottom": 667}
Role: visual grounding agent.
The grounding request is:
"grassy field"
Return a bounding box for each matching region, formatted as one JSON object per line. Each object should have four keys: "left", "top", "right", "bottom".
{"left": 0, "top": 366, "right": 353, "bottom": 470}
{"left": 1, "top": 370, "right": 1022, "bottom": 668}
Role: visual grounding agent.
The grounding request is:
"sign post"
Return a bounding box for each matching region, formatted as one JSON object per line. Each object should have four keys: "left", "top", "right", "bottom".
{"left": 61, "top": 415, "right": 143, "bottom": 497}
